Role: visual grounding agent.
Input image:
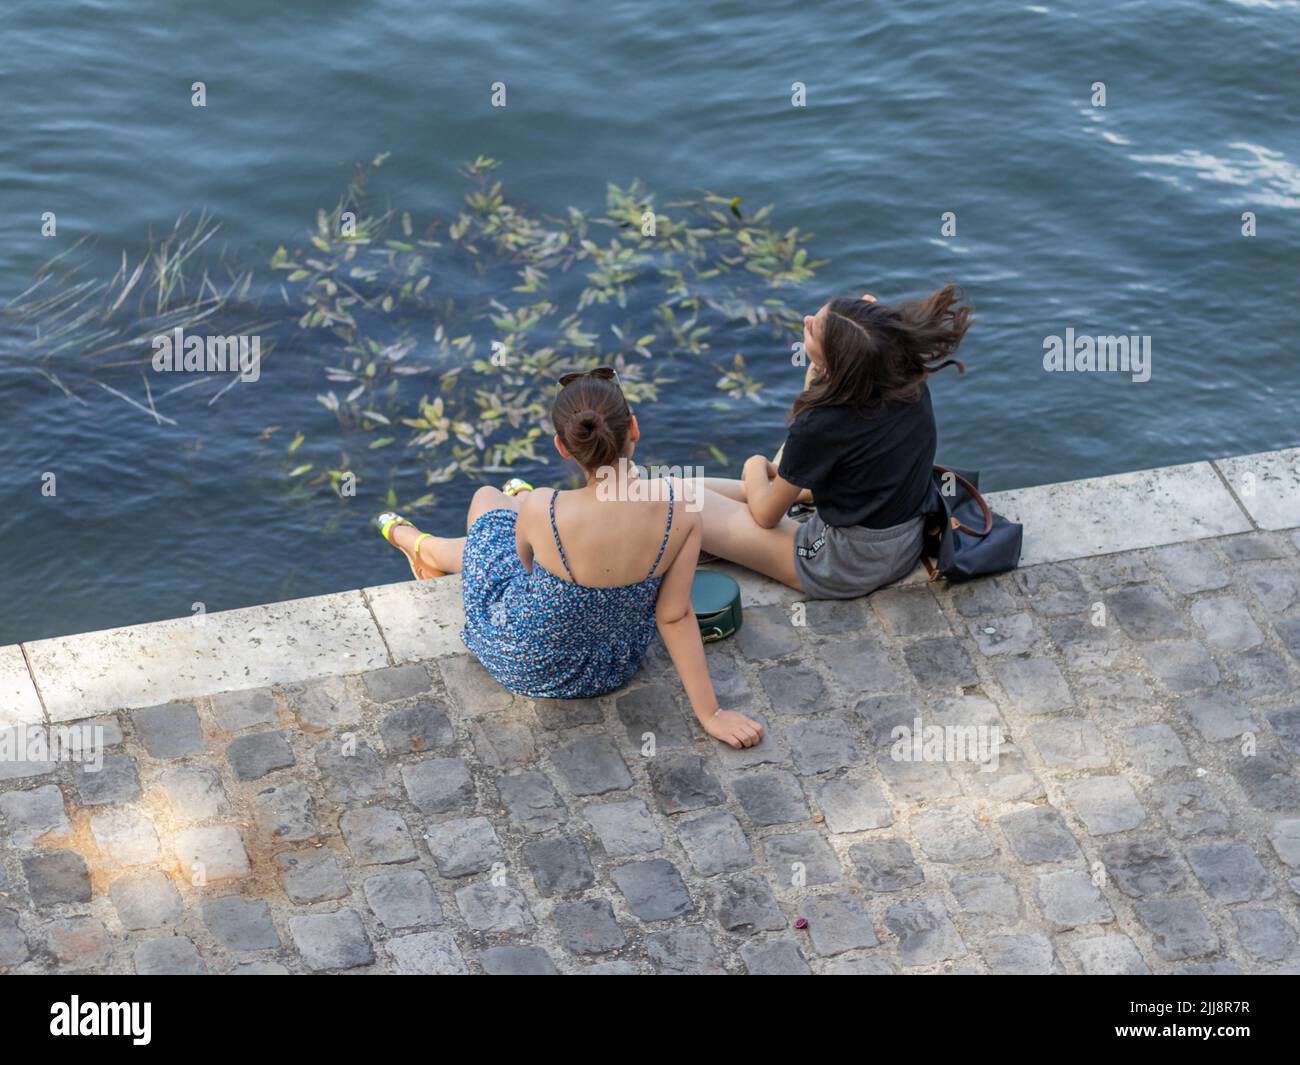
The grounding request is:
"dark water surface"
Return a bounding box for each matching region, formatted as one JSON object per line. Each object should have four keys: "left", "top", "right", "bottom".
{"left": 2, "top": 1, "right": 1297, "bottom": 644}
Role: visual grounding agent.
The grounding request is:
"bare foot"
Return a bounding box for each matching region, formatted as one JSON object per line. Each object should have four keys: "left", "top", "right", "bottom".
{"left": 702, "top": 709, "right": 765, "bottom": 749}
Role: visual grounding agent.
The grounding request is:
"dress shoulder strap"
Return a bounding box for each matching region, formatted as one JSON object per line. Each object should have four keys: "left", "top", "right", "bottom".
{"left": 645, "top": 479, "right": 675, "bottom": 580}
{"left": 548, "top": 490, "right": 576, "bottom": 580}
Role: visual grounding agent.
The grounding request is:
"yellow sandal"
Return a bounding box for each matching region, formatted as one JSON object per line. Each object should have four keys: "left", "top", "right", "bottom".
{"left": 376, "top": 512, "right": 446, "bottom": 580}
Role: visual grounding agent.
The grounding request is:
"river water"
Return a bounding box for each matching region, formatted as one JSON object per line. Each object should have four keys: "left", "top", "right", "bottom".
{"left": 1, "top": 0, "right": 1296, "bottom": 643}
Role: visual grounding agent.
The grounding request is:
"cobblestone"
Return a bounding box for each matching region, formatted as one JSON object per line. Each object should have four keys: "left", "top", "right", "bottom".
{"left": 209, "top": 688, "right": 278, "bottom": 732}
{"left": 227, "top": 729, "right": 296, "bottom": 781}
{"left": 110, "top": 871, "right": 183, "bottom": 930}
{"left": 161, "top": 766, "right": 231, "bottom": 822}
{"left": 364, "top": 869, "right": 442, "bottom": 929}
{"left": 6, "top": 527, "right": 1299, "bottom": 973}
{"left": 132, "top": 702, "right": 207, "bottom": 759}
{"left": 276, "top": 848, "right": 349, "bottom": 903}
{"left": 0, "top": 784, "right": 70, "bottom": 848}
{"left": 202, "top": 896, "right": 281, "bottom": 950}
{"left": 522, "top": 834, "right": 596, "bottom": 895}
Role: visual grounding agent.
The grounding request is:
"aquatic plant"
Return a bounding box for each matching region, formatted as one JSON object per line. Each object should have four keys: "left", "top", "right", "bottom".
{"left": 6, "top": 156, "right": 826, "bottom": 520}
{"left": 5, "top": 213, "right": 277, "bottom": 419}
{"left": 268, "top": 155, "right": 824, "bottom": 511}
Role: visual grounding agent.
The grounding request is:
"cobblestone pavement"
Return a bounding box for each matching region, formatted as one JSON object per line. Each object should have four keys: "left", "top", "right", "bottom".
{"left": 3, "top": 528, "right": 1300, "bottom": 974}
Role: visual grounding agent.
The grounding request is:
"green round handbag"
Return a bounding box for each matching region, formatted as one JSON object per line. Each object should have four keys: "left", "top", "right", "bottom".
{"left": 691, "top": 570, "right": 743, "bottom": 643}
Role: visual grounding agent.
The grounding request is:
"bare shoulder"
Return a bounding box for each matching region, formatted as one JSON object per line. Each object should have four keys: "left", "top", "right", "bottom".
{"left": 665, "top": 492, "right": 700, "bottom": 553}
{"left": 671, "top": 499, "right": 701, "bottom": 532}
{"left": 515, "top": 487, "right": 554, "bottom": 533}
{"left": 518, "top": 486, "right": 549, "bottom": 510}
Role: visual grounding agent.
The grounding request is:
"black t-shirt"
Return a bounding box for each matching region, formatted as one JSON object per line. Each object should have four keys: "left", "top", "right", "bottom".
{"left": 777, "top": 384, "right": 936, "bottom": 528}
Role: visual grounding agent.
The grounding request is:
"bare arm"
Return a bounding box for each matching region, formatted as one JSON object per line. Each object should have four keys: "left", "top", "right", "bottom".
{"left": 655, "top": 512, "right": 764, "bottom": 749}
{"left": 742, "top": 456, "right": 804, "bottom": 529}
{"left": 514, "top": 493, "right": 537, "bottom": 572}
{"left": 654, "top": 517, "right": 718, "bottom": 719}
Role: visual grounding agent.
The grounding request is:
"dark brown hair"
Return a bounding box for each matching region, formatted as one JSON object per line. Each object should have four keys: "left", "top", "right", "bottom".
{"left": 790, "top": 283, "right": 972, "bottom": 421}
{"left": 551, "top": 375, "right": 632, "bottom": 471}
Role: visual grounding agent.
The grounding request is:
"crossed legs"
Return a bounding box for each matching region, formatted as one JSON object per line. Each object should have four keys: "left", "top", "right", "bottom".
{"left": 678, "top": 477, "right": 804, "bottom": 591}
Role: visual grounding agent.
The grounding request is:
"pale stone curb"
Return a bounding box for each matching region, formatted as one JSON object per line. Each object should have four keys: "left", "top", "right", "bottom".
{"left": 0, "top": 645, "right": 44, "bottom": 728}
{"left": 362, "top": 578, "right": 466, "bottom": 663}
{"left": 6, "top": 447, "right": 1295, "bottom": 721}
{"left": 986, "top": 460, "right": 1254, "bottom": 566}
{"left": 1213, "top": 447, "right": 1300, "bottom": 531}
{"left": 21, "top": 590, "right": 389, "bottom": 723}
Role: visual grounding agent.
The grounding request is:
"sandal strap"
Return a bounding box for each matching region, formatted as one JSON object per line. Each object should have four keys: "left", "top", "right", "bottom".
{"left": 380, "top": 515, "right": 413, "bottom": 543}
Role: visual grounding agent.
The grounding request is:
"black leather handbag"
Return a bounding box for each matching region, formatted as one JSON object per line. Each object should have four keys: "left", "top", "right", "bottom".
{"left": 691, "top": 570, "right": 743, "bottom": 642}
{"left": 921, "top": 465, "right": 1023, "bottom": 581}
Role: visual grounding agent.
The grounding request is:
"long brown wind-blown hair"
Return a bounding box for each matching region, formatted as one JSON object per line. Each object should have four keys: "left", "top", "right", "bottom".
{"left": 790, "top": 283, "right": 972, "bottom": 422}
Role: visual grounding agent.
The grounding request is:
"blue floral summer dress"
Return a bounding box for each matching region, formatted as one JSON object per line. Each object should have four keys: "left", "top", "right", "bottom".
{"left": 460, "top": 481, "right": 675, "bottom": 698}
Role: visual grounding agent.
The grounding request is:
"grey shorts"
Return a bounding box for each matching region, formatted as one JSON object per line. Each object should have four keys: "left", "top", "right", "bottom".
{"left": 793, "top": 513, "right": 925, "bottom": 600}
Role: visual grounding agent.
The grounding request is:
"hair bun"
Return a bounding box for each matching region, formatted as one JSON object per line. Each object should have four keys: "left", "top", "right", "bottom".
{"left": 551, "top": 380, "right": 631, "bottom": 472}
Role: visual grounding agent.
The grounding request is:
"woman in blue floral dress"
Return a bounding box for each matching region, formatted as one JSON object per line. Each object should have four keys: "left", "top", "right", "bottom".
{"left": 379, "top": 368, "right": 763, "bottom": 749}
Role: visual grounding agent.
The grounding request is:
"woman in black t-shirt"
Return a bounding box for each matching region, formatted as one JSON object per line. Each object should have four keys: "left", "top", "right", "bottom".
{"left": 695, "top": 285, "right": 972, "bottom": 598}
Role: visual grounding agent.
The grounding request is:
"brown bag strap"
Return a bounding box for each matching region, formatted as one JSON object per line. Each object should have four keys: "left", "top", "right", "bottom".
{"left": 933, "top": 465, "right": 993, "bottom": 537}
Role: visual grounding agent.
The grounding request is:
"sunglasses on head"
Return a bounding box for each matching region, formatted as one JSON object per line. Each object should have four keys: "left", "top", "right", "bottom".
{"left": 557, "top": 366, "right": 620, "bottom": 389}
